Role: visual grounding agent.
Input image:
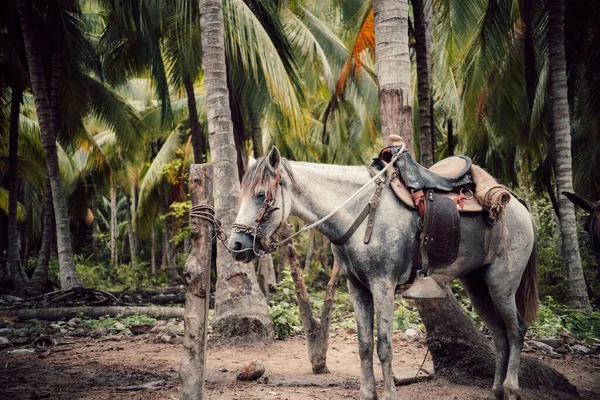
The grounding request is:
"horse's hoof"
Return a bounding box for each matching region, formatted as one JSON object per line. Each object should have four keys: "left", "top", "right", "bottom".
{"left": 381, "top": 392, "right": 398, "bottom": 400}
{"left": 492, "top": 387, "right": 504, "bottom": 400}
{"left": 360, "top": 389, "right": 378, "bottom": 400}
{"left": 503, "top": 385, "right": 521, "bottom": 400}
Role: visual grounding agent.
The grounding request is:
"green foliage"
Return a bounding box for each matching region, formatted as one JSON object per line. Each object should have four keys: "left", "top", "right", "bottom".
{"left": 394, "top": 298, "right": 422, "bottom": 331}
{"left": 162, "top": 199, "right": 191, "bottom": 246}
{"left": 74, "top": 254, "right": 160, "bottom": 292}
{"left": 529, "top": 297, "right": 600, "bottom": 343}
{"left": 535, "top": 198, "right": 568, "bottom": 301}
{"left": 269, "top": 302, "right": 302, "bottom": 340}
{"left": 79, "top": 312, "right": 157, "bottom": 331}
{"left": 269, "top": 270, "right": 301, "bottom": 339}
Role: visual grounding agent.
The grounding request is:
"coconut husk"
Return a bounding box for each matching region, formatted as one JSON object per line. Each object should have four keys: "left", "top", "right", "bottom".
{"left": 470, "top": 165, "right": 511, "bottom": 223}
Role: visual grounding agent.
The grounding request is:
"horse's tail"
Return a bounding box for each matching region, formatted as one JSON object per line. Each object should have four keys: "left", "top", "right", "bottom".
{"left": 516, "top": 218, "right": 539, "bottom": 325}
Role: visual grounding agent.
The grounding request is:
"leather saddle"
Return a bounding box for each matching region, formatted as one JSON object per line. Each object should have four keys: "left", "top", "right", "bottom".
{"left": 396, "top": 151, "right": 473, "bottom": 192}
{"left": 373, "top": 146, "right": 484, "bottom": 269}
{"left": 375, "top": 147, "right": 483, "bottom": 213}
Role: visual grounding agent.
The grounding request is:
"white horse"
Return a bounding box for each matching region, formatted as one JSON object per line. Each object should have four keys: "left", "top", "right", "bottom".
{"left": 229, "top": 147, "right": 538, "bottom": 400}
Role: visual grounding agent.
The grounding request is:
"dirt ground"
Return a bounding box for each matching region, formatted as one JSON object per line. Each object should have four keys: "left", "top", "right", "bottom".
{"left": 1, "top": 330, "right": 599, "bottom": 400}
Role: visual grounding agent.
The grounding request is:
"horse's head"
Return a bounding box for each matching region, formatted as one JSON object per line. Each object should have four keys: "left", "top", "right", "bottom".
{"left": 564, "top": 192, "right": 600, "bottom": 257}
{"left": 229, "top": 146, "right": 293, "bottom": 262}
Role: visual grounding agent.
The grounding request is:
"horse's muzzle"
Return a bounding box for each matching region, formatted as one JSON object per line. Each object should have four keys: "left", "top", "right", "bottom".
{"left": 228, "top": 232, "right": 256, "bottom": 263}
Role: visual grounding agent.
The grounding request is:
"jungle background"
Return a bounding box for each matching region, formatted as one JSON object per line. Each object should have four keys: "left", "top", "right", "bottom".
{"left": 1, "top": 0, "right": 600, "bottom": 398}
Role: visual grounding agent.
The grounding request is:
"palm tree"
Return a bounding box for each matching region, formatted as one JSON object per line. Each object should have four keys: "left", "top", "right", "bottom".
{"left": 412, "top": 0, "right": 434, "bottom": 167}
{"left": 16, "top": 0, "right": 82, "bottom": 290}
{"left": 548, "top": 0, "right": 590, "bottom": 309}
{"left": 7, "top": 86, "right": 29, "bottom": 290}
{"left": 372, "top": 0, "right": 412, "bottom": 150}
{"left": 199, "top": 0, "right": 272, "bottom": 339}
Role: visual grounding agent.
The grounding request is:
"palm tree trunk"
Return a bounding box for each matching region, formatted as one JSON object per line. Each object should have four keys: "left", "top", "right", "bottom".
{"left": 162, "top": 209, "right": 181, "bottom": 282}
{"left": 412, "top": 0, "right": 433, "bottom": 167}
{"left": 161, "top": 220, "right": 167, "bottom": 270}
{"left": 199, "top": 0, "right": 272, "bottom": 340}
{"left": 92, "top": 197, "right": 100, "bottom": 263}
{"left": 151, "top": 221, "right": 156, "bottom": 274}
{"left": 28, "top": 176, "right": 53, "bottom": 293}
{"left": 126, "top": 194, "right": 137, "bottom": 269}
{"left": 7, "top": 87, "right": 29, "bottom": 290}
{"left": 184, "top": 73, "right": 206, "bottom": 163}
{"left": 548, "top": 0, "right": 590, "bottom": 309}
{"left": 110, "top": 179, "right": 118, "bottom": 270}
{"left": 16, "top": 0, "right": 81, "bottom": 290}
{"left": 373, "top": 0, "right": 413, "bottom": 151}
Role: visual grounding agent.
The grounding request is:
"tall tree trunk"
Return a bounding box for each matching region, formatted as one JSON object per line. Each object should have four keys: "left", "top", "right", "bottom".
{"left": 412, "top": 0, "right": 433, "bottom": 167}
{"left": 130, "top": 182, "right": 139, "bottom": 259}
{"left": 373, "top": 0, "right": 413, "bottom": 150}
{"left": 16, "top": 0, "right": 81, "bottom": 290}
{"left": 161, "top": 219, "right": 167, "bottom": 270}
{"left": 7, "top": 87, "right": 29, "bottom": 290}
{"left": 91, "top": 197, "right": 100, "bottom": 263}
{"left": 110, "top": 179, "right": 118, "bottom": 270}
{"left": 28, "top": 176, "right": 53, "bottom": 293}
{"left": 184, "top": 73, "right": 206, "bottom": 164}
{"left": 521, "top": 0, "right": 537, "bottom": 109}
{"left": 163, "top": 208, "right": 181, "bottom": 282}
{"left": 151, "top": 221, "right": 156, "bottom": 274}
{"left": 199, "top": 0, "right": 272, "bottom": 340}
{"left": 125, "top": 194, "right": 137, "bottom": 269}
{"left": 548, "top": 0, "right": 590, "bottom": 309}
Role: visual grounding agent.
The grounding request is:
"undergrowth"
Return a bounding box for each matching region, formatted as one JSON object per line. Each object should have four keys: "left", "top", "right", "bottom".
{"left": 268, "top": 272, "right": 600, "bottom": 344}
{"left": 78, "top": 312, "right": 157, "bottom": 330}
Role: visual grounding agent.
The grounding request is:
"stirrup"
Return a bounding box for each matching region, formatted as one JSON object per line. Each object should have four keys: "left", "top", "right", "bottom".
{"left": 402, "top": 274, "right": 446, "bottom": 299}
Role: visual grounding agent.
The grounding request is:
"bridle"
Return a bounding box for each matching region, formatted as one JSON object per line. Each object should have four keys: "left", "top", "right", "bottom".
{"left": 228, "top": 147, "right": 404, "bottom": 258}
{"left": 231, "top": 167, "right": 286, "bottom": 257}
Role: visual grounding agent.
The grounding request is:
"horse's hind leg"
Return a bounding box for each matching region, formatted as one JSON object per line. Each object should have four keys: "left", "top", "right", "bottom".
{"left": 485, "top": 257, "right": 529, "bottom": 400}
{"left": 347, "top": 279, "right": 377, "bottom": 400}
{"left": 372, "top": 280, "right": 398, "bottom": 400}
{"left": 460, "top": 269, "right": 509, "bottom": 399}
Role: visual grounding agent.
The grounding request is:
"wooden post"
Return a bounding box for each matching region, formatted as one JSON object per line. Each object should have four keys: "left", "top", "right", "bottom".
{"left": 180, "top": 164, "right": 213, "bottom": 399}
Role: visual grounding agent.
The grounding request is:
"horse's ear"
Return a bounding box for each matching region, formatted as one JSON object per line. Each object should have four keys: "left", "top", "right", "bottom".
{"left": 248, "top": 156, "right": 257, "bottom": 167}
{"left": 267, "top": 146, "right": 281, "bottom": 172}
{"left": 563, "top": 192, "right": 595, "bottom": 212}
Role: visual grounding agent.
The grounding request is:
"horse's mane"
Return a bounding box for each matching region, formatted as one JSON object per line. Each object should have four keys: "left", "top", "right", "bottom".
{"left": 240, "top": 157, "right": 296, "bottom": 200}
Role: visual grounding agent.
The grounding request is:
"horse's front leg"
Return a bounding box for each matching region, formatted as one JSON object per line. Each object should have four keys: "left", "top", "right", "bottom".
{"left": 347, "top": 279, "right": 377, "bottom": 400}
{"left": 372, "top": 280, "right": 398, "bottom": 400}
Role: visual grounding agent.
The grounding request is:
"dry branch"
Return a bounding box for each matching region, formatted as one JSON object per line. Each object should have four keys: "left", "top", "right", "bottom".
{"left": 279, "top": 222, "right": 341, "bottom": 374}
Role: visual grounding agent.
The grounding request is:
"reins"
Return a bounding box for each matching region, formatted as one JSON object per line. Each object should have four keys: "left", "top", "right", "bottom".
{"left": 193, "top": 145, "right": 404, "bottom": 257}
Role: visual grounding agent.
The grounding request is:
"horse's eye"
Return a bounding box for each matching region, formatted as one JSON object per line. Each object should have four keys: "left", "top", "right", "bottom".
{"left": 257, "top": 191, "right": 266, "bottom": 198}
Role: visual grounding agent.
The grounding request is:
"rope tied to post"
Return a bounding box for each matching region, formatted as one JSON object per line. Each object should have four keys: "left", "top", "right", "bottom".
{"left": 189, "top": 204, "right": 227, "bottom": 242}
